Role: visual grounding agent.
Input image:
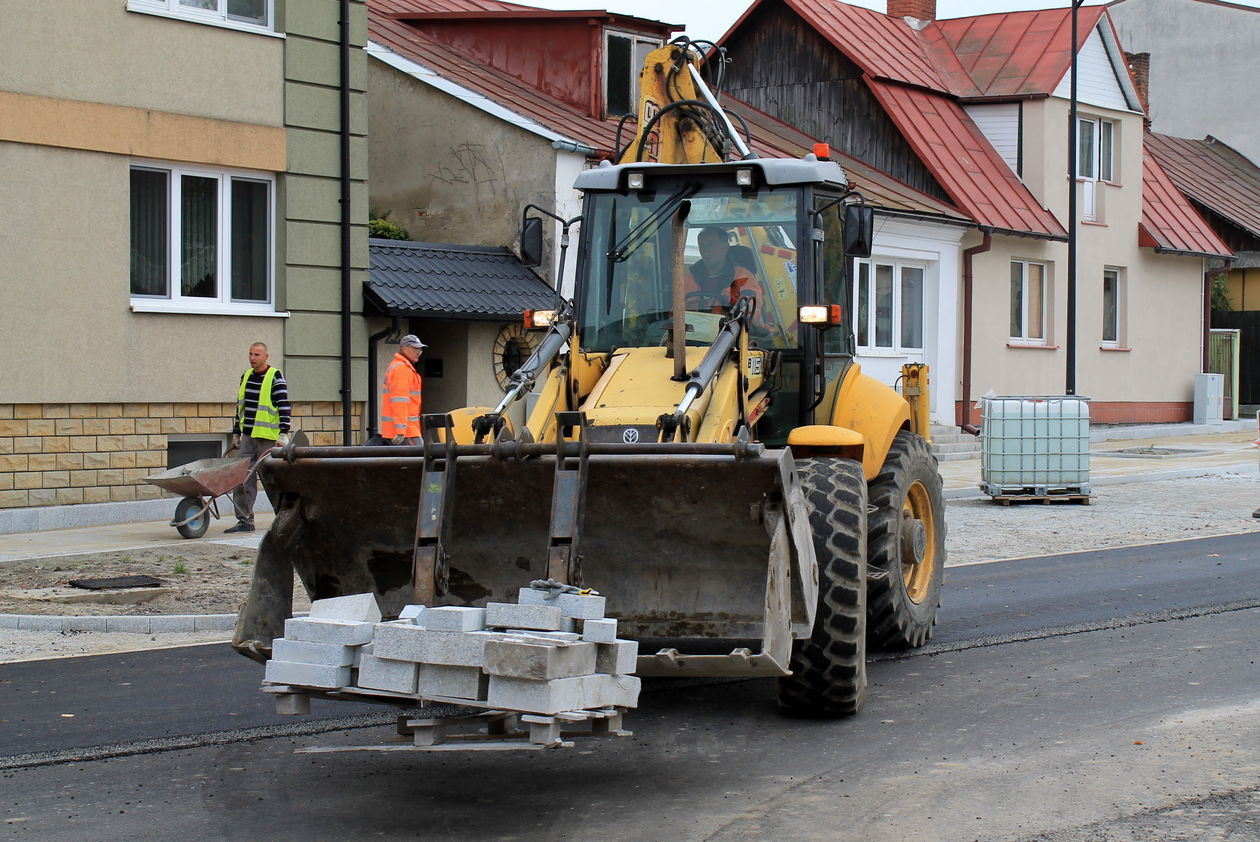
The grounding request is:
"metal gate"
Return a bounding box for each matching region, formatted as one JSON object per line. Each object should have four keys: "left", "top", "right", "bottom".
{"left": 1208, "top": 328, "right": 1241, "bottom": 419}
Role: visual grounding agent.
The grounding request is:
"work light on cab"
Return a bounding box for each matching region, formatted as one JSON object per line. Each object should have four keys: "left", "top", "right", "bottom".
{"left": 524, "top": 309, "right": 555, "bottom": 329}
{"left": 799, "top": 304, "right": 843, "bottom": 326}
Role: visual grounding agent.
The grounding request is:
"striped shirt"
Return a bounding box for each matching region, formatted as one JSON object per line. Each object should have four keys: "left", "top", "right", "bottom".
{"left": 233, "top": 367, "right": 291, "bottom": 436}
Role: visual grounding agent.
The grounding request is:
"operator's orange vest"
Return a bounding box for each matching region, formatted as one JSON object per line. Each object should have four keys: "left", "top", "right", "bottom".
{"left": 381, "top": 353, "right": 422, "bottom": 438}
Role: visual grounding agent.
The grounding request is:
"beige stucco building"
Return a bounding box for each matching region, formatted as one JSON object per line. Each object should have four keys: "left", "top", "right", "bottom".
{"left": 1, "top": 0, "right": 370, "bottom": 516}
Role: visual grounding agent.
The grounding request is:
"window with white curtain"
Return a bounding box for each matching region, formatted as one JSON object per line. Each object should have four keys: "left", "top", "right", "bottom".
{"left": 130, "top": 162, "right": 275, "bottom": 313}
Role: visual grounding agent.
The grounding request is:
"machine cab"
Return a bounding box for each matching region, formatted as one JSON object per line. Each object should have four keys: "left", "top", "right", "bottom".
{"left": 570, "top": 157, "right": 869, "bottom": 443}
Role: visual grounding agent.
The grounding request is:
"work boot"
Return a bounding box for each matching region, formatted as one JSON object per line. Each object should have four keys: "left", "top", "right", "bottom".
{"left": 224, "top": 521, "right": 256, "bottom": 534}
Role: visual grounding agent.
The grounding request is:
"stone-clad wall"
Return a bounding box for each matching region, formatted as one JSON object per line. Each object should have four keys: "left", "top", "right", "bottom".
{"left": 0, "top": 402, "right": 363, "bottom": 509}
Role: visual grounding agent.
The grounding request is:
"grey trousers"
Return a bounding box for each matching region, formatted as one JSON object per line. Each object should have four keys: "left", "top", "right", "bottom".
{"left": 231, "top": 436, "right": 274, "bottom": 525}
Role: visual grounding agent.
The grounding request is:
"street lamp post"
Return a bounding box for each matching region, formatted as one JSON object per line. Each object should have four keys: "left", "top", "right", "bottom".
{"left": 1066, "top": 0, "right": 1086, "bottom": 396}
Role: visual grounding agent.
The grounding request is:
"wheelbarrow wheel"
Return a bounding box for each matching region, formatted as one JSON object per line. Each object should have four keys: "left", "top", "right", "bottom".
{"left": 175, "top": 496, "right": 209, "bottom": 539}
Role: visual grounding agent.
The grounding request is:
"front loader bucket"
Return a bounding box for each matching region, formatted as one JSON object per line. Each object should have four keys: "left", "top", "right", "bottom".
{"left": 234, "top": 438, "right": 818, "bottom": 675}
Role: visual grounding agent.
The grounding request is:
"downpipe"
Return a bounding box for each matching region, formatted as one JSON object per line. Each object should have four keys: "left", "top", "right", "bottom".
{"left": 959, "top": 231, "right": 992, "bottom": 434}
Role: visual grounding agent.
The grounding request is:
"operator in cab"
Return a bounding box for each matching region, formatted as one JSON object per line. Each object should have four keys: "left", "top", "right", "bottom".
{"left": 685, "top": 226, "right": 778, "bottom": 339}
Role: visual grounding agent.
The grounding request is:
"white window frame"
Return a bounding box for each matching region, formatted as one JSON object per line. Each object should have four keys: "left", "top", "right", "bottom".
{"left": 1102, "top": 266, "right": 1124, "bottom": 347}
{"left": 603, "top": 29, "right": 661, "bottom": 118}
{"left": 1010, "top": 259, "right": 1049, "bottom": 344}
{"left": 129, "top": 160, "right": 281, "bottom": 317}
{"left": 852, "top": 258, "right": 927, "bottom": 355}
{"left": 1076, "top": 115, "right": 1116, "bottom": 222}
{"left": 127, "top": 0, "right": 280, "bottom": 37}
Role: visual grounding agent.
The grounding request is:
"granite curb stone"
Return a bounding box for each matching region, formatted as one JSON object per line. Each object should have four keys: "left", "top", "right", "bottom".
{"left": 1, "top": 612, "right": 237, "bottom": 633}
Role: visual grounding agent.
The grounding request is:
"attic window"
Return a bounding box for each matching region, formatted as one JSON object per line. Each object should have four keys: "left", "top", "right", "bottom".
{"left": 605, "top": 31, "right": 660, "bottom": 118}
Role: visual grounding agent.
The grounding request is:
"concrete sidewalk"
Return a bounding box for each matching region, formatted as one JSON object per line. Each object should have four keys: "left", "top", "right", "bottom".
{"left": 941, "top": 423, "right": 1259, "bottom": 499}
{"left": 1, "top": 421, "right": 1254, "bottom": 561}
{"left": 1, "top": 420, "right": 1255, "bottom": 633}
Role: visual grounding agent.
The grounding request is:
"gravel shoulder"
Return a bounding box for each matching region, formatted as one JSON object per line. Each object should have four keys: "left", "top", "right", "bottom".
{"left": 2, "top": 467, "right": 1257, "bottom": 663}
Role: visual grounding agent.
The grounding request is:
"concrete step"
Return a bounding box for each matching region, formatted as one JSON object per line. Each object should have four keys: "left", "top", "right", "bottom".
{"left": 931, "top": 440, "right": 982, "bottom": 454}
{"left": 930, "top": 434, "right": 978, "bottom": 446}
{"left": 933, "top": 450, "right": 980, "bottom": 463}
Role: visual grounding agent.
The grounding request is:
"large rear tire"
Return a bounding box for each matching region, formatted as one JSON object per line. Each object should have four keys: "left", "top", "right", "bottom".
{"left": 776, "top": 457, "right": 868, "bottom": 718}
{"left": 867, "top": 431, "right": 945, "bottom": 649}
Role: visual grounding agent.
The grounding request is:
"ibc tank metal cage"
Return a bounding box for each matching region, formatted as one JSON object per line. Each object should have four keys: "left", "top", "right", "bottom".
{"left": 980, "top": 396, "right": 1091, "bottom": 498}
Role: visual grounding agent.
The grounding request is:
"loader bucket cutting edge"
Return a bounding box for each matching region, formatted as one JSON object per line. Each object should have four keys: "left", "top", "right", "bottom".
{"left": 232, "top": 446, "right": 815, "bottom": 665}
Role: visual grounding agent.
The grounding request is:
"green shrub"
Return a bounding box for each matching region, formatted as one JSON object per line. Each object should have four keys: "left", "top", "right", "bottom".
{"left": 369, "top": 209, "right": 411, "bottom": 241}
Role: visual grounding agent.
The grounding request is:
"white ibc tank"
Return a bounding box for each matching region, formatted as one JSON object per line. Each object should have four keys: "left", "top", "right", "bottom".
{"left": 980, "top": 396, "right": 1091, "bottom": 495}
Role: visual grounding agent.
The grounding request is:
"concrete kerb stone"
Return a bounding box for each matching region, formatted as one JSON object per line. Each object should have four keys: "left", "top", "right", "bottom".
{"left": 1, "top": 612, "right": 238, "bottom": 634}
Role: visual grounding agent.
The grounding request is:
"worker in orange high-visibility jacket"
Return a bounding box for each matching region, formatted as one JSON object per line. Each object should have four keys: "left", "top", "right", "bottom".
{"left": 381, "top": 334, "right": 425, "bottom": 444}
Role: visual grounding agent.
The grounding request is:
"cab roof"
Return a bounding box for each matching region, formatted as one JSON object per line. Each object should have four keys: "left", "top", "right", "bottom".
{"left": 574, "top": 156, "right": 851, "bottom": 192}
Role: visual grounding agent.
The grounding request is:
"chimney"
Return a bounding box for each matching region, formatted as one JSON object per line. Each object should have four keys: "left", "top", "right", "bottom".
{"left": 887, "top": 0, "right": 936, "bottom": 22}
{"left": 1125, "top": 51, "right": 1151, "bottom": 128}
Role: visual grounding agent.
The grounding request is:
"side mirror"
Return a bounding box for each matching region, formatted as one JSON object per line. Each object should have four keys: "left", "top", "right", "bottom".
{"left": 842, "top": 204, "right": 874, "bottom": 259}
{"left": 519, "top": 216, "right": 544, "bottom": 268}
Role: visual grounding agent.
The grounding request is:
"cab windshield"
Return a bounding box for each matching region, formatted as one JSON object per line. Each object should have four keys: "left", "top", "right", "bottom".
{"left": 579, "top": 183, "right": 802, "bottom": 353}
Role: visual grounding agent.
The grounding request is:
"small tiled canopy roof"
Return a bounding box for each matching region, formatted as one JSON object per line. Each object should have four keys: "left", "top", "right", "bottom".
{"left": 365, "top": 239, "right": 557, "bottom": 320}
{"left": 1138, "top": 150, "right": 1232, "bottom": 260}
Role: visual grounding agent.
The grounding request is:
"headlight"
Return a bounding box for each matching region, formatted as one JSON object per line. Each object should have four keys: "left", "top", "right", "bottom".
{"left": 524, "top": 309, "right": 555, "bottom": 329}
{"left": 799, "top": 305, "right": 843, "bottom": 325}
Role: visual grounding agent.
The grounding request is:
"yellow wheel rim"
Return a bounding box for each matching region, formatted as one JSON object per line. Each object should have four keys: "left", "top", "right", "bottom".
{"left": 900, "top": 480, "right": 937, "bottom": 604}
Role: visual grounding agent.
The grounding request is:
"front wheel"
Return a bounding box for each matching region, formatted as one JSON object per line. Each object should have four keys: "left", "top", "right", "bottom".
{"left": 175, "top": 496, "right": 209, "bottom": 539}
{"left": 867, "top": 431, "right": 946, "bottom": 649}
{"left": 776, "top": 457, "right": 868, "bottom": 717}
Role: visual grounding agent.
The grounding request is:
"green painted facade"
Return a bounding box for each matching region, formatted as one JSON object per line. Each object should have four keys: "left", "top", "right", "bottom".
{"left": 281, "top": 0, "right": 370, "bottom": 403}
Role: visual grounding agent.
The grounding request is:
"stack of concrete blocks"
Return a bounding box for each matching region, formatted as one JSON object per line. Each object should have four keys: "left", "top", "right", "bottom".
{"left": 358, "top": 604, "right": 496, "bottom": 700}
{"left": 483, "top": 588, "right": 640, "bottom": 715}
{"left": 352, "top": 589, "right": 640, "bottom": 715}
{"left": 263, "top": 593, "right": 381, "bottom": 689}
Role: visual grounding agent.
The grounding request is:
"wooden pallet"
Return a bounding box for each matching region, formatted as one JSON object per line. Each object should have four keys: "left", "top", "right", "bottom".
{"left": 990, "top": 492, "right": 1091, "bottom": 506}
{"left": 264, "top": 684, "right": 632, "bottom": 751}
{"left": 291, "top": 707, "right": 631, "bottom": 753}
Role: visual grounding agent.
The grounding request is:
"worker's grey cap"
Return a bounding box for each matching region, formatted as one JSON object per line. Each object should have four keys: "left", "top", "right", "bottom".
{"left": 400, "top": 334, "right": 427, "bottom": 349}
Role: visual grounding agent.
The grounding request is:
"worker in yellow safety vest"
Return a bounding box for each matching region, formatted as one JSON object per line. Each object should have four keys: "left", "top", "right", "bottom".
{"left": 228, "top": 341, "right": 290, "bottom": 533}
{"left": 382, "top": 334, "right": 425, "bottom": 444}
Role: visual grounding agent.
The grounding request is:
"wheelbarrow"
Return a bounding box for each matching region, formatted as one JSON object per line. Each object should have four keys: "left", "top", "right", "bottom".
{"left": 143, "top": 455, "right": 253, "bottom": 539}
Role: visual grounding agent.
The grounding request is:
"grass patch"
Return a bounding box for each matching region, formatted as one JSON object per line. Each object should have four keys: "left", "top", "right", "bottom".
{"left": 172, "top": 562, "right": 189, "bottom": 575}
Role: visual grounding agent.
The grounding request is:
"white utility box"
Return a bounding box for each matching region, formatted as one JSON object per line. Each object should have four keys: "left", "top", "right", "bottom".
{"left": 1193, "top": 373, "right": 1223, "bottom": 425}
{"left": 980, "top": 396, "right": 1091, "bottom": 498}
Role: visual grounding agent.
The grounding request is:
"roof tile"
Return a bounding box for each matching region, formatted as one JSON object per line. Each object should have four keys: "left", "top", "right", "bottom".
{"left": 1146, "top": 132, "right": 1260, "bottom": 241}
{"left": 368, "top": 2, "right": 964, "bottom": 220}
{"left": 366, "top": 240, "right": 557, "bottom": 318}
{"left": 865, "top": 78, "right": 1065, "bottom": 238}
{"left": 1139, "top": 148, "right": 1232, "bottom": 259}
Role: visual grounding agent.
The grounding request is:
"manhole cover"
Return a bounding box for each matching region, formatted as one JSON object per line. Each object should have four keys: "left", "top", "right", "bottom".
{"left": 68, "top": 574, "right": 166, "bottom": 590}
{"left": 1093, "top": 446, "right": 1222, "bottom": 459}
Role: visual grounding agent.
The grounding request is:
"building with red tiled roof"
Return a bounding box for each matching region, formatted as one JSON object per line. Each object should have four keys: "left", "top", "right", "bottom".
{"left": 364, "top": 0, "right": 976, "bottom": 425}
{"left": 1146, "top": 131, "right": 1260, "bottom": 407}
{"left": 720, "top": 0, "right": 1231, "bottom": 425}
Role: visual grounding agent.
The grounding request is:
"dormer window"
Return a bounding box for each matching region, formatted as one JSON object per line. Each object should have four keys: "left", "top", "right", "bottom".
{"left": 605, "top": 30, "right": 661, "bottom": 118}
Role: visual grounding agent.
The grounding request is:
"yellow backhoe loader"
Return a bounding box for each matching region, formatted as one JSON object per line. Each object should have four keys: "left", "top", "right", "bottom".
{"left": 234, "top": 39, "right": 945, "bottom": 717}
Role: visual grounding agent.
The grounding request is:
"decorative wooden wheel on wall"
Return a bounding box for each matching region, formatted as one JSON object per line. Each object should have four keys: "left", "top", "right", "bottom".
{"left": 492, "top": 323, "right": 538, "bottom": 389}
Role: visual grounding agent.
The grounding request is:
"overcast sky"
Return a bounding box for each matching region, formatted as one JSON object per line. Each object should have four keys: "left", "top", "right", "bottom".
{"left": 524, "top": 0, "right": 1260, "bottom": 40}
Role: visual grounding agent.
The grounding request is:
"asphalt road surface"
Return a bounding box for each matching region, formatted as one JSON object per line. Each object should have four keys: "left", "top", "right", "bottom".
{"left": 3, "top": 534, "right": 1258, "bottom": 841}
